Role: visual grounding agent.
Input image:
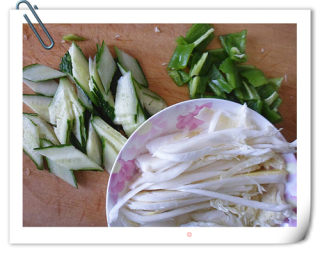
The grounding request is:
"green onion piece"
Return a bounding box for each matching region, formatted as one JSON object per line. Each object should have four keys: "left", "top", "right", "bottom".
{"left": 190, "top": 52, "right": 208, "bottom": 77}
{"left": 242, "top": 81, "right": 260, "bottom": 100}
{"left": 62, "top": 34, "right": 86, "bottom": 42}
{"left": 167, "top": 44, "right": 195, "bottom": 70}
{"left": 246, "top": 100, "right": 263, "bottom": 114}
{"left": 219, "top": 30, "right": 247, "bottom": 63}
{"left": 270, "top": 97, "right": 282, "bottom": 111}
{"left": 219, "top": 57, "right": 241, "bottom": 90}
{"left": 237, "top": 64, "right": 256, "bottom": 72}
{"left": 188, "top": 51, "right": 202, "bottom": 68}
{"left": 185, "top": 24, "right": 215, "bottom": 52}
{"left": 201, "top": 93, "right": 225, "bottom": 99}
{"left": 256, "top": 84, "right": 277, "bottom": 98}
{"left": 268, "top": 77, "right": 284, "bottom": 91}
{"left": 168, "top": 28, "right": 214, "bottom": 70}
{"left": 188, "top": 75, "right": 209, "bottom": 98}
{"left": 168, "top": 69, "right": 190, "bottom": 86}
{"left": 176, "top": 36, "right": 188, "bottom": 45}
{"left": 264, "top": 91, "right": 279, "bottom": 106}
{"left": 207, "top": 48, "right": 228, "bottom": 65}
{"left": 262, "top": 102, "right": 282, "bottom": 123}
{"left": 208, "top": 82, "right": 226, "bottom": 98}
{"left": 240, "top": 68, "right": 268, "bottom": 87}
{"left": 208, "top": 64, "right": 233, "bottom": 93}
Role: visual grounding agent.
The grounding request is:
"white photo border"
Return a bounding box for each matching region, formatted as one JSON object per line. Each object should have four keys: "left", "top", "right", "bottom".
{"left": 9, "top": 9, "right": 311, "bottom": 244}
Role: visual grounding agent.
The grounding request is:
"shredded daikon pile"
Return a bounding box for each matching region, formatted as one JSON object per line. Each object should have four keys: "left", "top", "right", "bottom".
{"left": 109, "top": 104, "right": 296, "bottom": 227}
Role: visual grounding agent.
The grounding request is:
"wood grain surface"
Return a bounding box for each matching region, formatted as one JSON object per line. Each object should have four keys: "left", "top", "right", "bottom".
{"left": 23, "top": 24, "right": 297, "bottom": 226}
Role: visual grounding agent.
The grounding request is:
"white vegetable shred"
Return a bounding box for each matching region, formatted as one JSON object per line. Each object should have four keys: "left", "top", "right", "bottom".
{"left": 109, "top": 104, "right": 296, "bottom": 226}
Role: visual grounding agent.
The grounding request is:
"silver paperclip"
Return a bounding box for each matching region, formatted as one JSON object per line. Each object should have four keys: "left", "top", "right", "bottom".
{"left": 16, "top": 0, "right": 54, "bottom": 50}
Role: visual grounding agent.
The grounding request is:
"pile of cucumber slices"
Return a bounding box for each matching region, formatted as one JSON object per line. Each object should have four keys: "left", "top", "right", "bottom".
{"left": 23, "top": 41, "right": 167, "bottom": 188}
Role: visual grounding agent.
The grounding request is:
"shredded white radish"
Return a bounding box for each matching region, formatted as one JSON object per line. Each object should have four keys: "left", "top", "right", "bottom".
{"left": 109, "top": 105, "right": 297, "bottom": 227}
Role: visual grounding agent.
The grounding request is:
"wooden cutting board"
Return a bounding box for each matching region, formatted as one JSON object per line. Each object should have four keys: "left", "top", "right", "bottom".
{"left": 23, "top": 24, "right": 297, "bottom": 226}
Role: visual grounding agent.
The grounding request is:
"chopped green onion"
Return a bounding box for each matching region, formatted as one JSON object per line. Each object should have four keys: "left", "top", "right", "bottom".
{"left": 188, "top": 76, "right": 209, "bottom": 98}
{"left": 190, "top": 52, "right": 208, "bottom": 77}
{"left": 184, "top": 24, "right": 215, "bottom": 52}
{"left": 270, "top": 97, "right": 282, "bottom": 111}
{"left": 207, "top": 64, "right": 233, "bottom": 93}
{"left": 62, "top": 34, "right": 86, "bottom": 42}
{"left": 168, "top": 69, "right": 190, "bottom": 86}
{"left": 262, "top": 103, "right": 282, "bottom": 123}
{"left": 240, "top": 68, "right": 268, "bottom": 87}
{"left": 219, "top": 57, "right": 241, "bottom": 90}
{"left": 219, "top": 30, "right": 247, "bottom": 63}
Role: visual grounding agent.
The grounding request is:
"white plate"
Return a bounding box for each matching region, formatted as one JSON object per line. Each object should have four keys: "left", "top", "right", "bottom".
{"left": 106, "top": 98, "right": 297, "bottom": 227}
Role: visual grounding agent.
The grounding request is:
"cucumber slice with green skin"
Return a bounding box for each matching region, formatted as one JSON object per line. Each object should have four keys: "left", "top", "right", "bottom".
{"left": 76, "top": 84, "right": 93, "bottom": 111}
{"left": 23, "top": 115, "right": 43, "bottom": 170}
{"left": 96, "top": 41, "right": 117, "bottom": 92}
{"left": 121, "top": 104, "right": 146, "bottom": 136}
{"left": 89, "top": 56, "right": 105, "bottom": 99}
{"left": 88, "top": 56, "right": 115, "bottom": 119}
{"left": 86, "top": 121, "right": 102, "bottom": 166}
{"left": 49, "top": 78, "right": 86, "bottom": 145}
{"left": 101, "top": 138, "right": 119, "bottom": 173}
{"left": 91, "top": 116, "right": 127, "bottom": 152}
{"left": 72, "top": 103, "right": 86, "bottom": 149}
{"left": 23, "top": 94, "right": 52, "bottom": 122}
{"left": 115, "top": 47, "right": 148, "bottom": 87}
{"left": 23, "top": 64, "right": 66, "bottom": 82}
{"left": 68, "top": 43, "right": 90, "bottom": 96}
{"left": 89, "top": 57, "right": 114, "bottom": 108}
{"left": 118, "top": 62, "right": 167, "bottom": 116}
{"left": 54, "top": 116, "right": 74, "bottom": 144}
{"left": 48, "top": 80, "right": 73, "bottom": 125}
{"left": 114, "top": 72, "right": 139, "bottom": 118}
{"left": 114, "top": 71, "right": 147, "bottom": 136}
{"left": 35, "top": 144, "right": 103, "bottom": 171}
{"left": 23, "top": 78, "right": 58, "bottom": 97}
{"left": 40, "top": 139, "right": 78, "bottom": 188}
{"left": 24, "top": 113, "right": 59, "bottom": 145}
{"left": 137, "top": 86, "right": 166, "bottom": 116}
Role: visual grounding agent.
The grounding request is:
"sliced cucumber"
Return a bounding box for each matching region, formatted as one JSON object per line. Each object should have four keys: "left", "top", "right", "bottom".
{"left": 121, "top": 103, "right": 146, "bottom": 136}
{"left": 101, "top": 138, "right": 119, "bottom": 173}
{"left": 134, "top": 82, "right": 167, "bottom": 116}
{"left": 48, "top": 80, "right": 73, "bottom": 125}
{"left": 54, "top": 116, "right": 74, "bottom": 144}
{"left": 35, "top": 145, "right": 103, "bottom": 171}
{"left": 76, "top": 84, "right": 93, "bottom": 111}
{"left": 23, "top": 115, "right": 43, "bottom": 170}
{"left": 118, "top": 63, "right": 166, "bottom": 116}
{"left": 86, "top": 121, "right": 102, "bottom": 166}
{"left": 40, "top": 139, "right": 77, "bottom": 188}
{"left": 49, "top": 78, "right": 86, "bottom": 146}
{"left": 115, "top": 47, "right": 148, "bottom": 87}
{"left": 23, "top": 94, "right": 52, "bottom": 122}
{"left": 66, "top": 79, "right": 87, "bottom": 148}
{"left": 72, "top": 103, "right": 86, "bottom": 149}
{"left": 24, "top": 113, "right": 59, "bottom": 145}
{"left": 117, "top": 62, "right": 127, "bottom": 75}
{"left": 91, "top": 116, "right": 127, "bottom": 152}
{"left": 89, "top": 56, "right": 105, "bottom": 99}
{"left": 88, "top": 56, "right": 115, "bottom": 118}
{"left": 96, "top": 41, "right": 116, "bottom": 92}
{"left": 68, "top": 43, "right": 90, "bottom": 96}
{"left": 23, "top": 78, "right": 58, "bottom": 97}
{"left": 114, "top": 72, "right": 138, "bottom": 118}
{"left": 114, "top": 71, "right": 147, "bottom": 136}
{"left": 23, "top": 64, "right": 66, "bottom": 82}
